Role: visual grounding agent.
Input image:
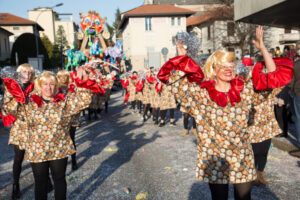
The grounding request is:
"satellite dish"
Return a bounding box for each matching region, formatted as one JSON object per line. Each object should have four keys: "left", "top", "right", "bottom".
{"left": 161, "top": 47, "right": 169, "bottom": 55}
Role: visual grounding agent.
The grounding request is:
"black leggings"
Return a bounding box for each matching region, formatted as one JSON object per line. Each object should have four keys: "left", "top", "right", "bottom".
{"left": 183, "top": 113, "right": 196, "bottom": 129}
{"left": 137, "top": 101, "right": 143, "bottom": 112}
{"left": 160, "top": 109, "right": 175, "bottom": 121}
{"left": 152, "top": 108, "right": 159, "bottom": 119}
{"left": 31, "top": 158, "right": 68, "bottom": 200}
{"left": 251, "top": 139, "right": 271, "bottom": 172}
{"left": 274, "top": 105, "right": 289, "bottom": 134}
{"left": 143, "top": 103, "right": 151, "bottom": 116}
{"left": 13, "top": 145, "right": 25, "bottom": 184}
{"left": 70, "top": 126, "right": 77, "bottom": 163}
{"left": 131, "top": 100, "right": 137, "bottom": 109}
{"left": 209, "top": 182, "right": 251, "bottom": 200}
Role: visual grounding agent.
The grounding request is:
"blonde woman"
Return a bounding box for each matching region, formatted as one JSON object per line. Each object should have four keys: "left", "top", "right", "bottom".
{"left": 3, "top": 68, "right": 94, "bottom": 200}
{"left": 1, "top": 64, "right": 38, "bottom": 199}
{"left": 57, "top": 70, "right": 79, "bottom": 170}
{"left": 157, "top": 26, "right": 293, "bottom": 200}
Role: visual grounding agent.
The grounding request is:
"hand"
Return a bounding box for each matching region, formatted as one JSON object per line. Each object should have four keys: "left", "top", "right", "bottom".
{"left": 252, "top": 26, "right": 266, "bottom": 51}
{"left": 174, "top": 39, "right": 187, "bottom": 56}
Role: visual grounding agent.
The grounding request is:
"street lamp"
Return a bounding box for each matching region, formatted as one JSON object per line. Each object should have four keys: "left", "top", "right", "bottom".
{"left": 34, "top": 3, "right": 63, "bottom": 69}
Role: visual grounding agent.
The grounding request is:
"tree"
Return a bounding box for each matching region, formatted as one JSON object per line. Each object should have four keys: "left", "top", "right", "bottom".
{"left": 106, "top": 23, "right": 114, "bottom": 40}
{"left": 113, "top": 8, "right": 122, "bottom": 39}
{"left": 41, "top": 34, "right": 54, "bottom": 58}
{"left": 55, "top": 25, "right": 70, "bottom": 49}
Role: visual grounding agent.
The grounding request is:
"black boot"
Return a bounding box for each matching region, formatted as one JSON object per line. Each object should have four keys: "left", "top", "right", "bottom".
{"left": 12, "top": 183, "right": 20, "bottom": 200}
{"left": 47, "top": 177, "right": 53, "bottom": 193}
{"left": 105, "top": 102, "right": 108, "bottom": 113}
{"left": 72, "top": 154, "right": 78, "bottom": 170}
{"left": 93, "top": 110, "right": 98, "bottom": 120}
{"left": 88, "top": 109, "right": 92, "bottom": 120}
{"left": 154, "top": 117, "right": 159, "bottom": 125}
{"left": 159, "top": 121, "right": 165, "bottom": 127}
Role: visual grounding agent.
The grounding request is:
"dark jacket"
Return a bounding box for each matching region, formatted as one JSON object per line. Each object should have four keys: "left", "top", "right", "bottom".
{"left": 288, "top": 59, "right": 300, "bottom": 96}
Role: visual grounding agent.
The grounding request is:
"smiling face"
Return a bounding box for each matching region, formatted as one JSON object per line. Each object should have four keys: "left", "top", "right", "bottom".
{"left": 214, "top": 65, "right": 235, "bottom": 82}
{"left": 41, "top": 78, "right": 56, "bottom": 99}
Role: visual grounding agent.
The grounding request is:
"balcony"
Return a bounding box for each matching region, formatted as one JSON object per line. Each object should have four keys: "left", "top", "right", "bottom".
{"left": 279, "top": 33, "right": 300, "bottom": 44}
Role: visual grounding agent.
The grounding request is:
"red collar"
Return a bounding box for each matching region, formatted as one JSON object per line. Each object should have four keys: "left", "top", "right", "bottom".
{"left": 3, "top": 78, "right": 34, "bottom": 104}
{"left": 200, "top": 76, "right": 244, "bottom": 107}
{"left": 30, "top": 93, "right": 66, "bottom": 107}
{"left": 129, "top": 76, "right": 137, "bottom": 80}
{"left": 146, "top": 75, "right": 156, "bottom": 84}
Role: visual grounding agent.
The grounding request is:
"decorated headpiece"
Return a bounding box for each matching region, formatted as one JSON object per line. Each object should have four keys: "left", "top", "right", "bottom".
{"left": 80, "top": 11, "right": 106, "bottom": 36}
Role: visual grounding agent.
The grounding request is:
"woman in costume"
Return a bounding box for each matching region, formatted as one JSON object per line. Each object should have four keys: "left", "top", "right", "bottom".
{"left": 135, "top": 71, "right": 145, "bottom": 114}
{"left": 158, "top": 81, "right": 177, "bottom": 127}
{"left": 101, "top": 70, "right": 116, "bottom": 113}
{"left": 149, "top": 69, "right": 160, "bottom": 125}
{"left": 142, "top": 69, "right": 156, "bottom": 122}
{"left": 157, "top": 26, "right": 293, "bottom": 200}
{"left": 128, "top": 71, "right": 138, "bottom": 112}
{"left": 57, "top": 70, "right": 79, "bottom": 170}
{"left": 2, "top": 68, "right": 98, "bottom": 200}
{"left": 0, "top": 64, "right": 44, "bottom": 199}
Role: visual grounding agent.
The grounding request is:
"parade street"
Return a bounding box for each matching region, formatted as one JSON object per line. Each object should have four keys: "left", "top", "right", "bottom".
{"left": 1, "top": 91, "right": 300, "bottom": 200}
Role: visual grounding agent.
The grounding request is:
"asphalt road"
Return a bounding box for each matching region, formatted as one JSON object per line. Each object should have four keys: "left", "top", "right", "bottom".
{"left": 0, "top": 91, "right": 300, "bottom": 200}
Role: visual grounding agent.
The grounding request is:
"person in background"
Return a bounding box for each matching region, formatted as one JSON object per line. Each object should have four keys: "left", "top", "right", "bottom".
{"left": 288, "top": 42, "right": 300, "bottom": 143}
{"left": 275, "top": 46, "right": 282, "bottom": 57}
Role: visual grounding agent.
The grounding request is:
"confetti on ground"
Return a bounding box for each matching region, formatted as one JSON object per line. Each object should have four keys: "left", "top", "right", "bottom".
{"left": 183, "top": 168, "right": 188, "bottom": 171}
{"left": 104, "top": 148, "right": 119, "bottom": 152}
{"left": 136, "top": 191, "right": 148, "bottom": 200}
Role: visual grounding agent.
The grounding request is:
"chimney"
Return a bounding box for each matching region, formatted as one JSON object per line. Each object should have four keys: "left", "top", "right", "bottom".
{"left": 144, "top": 0, "right": 154, "bottom": 5}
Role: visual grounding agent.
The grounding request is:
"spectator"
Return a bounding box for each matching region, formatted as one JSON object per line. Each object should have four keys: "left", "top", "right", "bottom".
{"left": 288, "top": 42, "right": 300, "bottom": 143}
{"left": 275, "top": 46, "right": 282, "bottom": 57}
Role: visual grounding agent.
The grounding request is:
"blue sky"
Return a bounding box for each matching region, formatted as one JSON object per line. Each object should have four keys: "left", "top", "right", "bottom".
{"left": 0, "top": 0, "right": 143, "bottom": 26}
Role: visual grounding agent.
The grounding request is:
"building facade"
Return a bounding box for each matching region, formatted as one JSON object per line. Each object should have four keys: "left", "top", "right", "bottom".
{"left": 0, "top": 27, "right": 13, "bottom": 61}
{"left": 120, "top": 4, "right": 194, "bottom": 71}
{"left": 0, "top": 13, "right": 43, "bottom": 51}
{"left": 28, "top": 8, "right": 76, "bottom": 48}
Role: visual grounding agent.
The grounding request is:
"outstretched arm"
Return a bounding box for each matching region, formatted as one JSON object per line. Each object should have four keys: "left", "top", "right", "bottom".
{"left": 252, "top": 26, "right": 276, "bottom": 72}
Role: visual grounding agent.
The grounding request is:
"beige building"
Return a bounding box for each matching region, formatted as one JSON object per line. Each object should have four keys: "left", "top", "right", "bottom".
{"left": 0, "top": 13, "right": 43, "bottom": 50}
{"left": 0, "top": 27, "right": 13, "bottom": 61}
{"left": 28, "top": 8, "right": 76, "bottom": 48}
{"left": 119, "top": 4, "right": 194, "bottom": 71}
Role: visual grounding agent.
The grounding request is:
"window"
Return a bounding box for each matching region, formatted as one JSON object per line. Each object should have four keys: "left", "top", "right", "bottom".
{"left": 227, "top": 22, "right": 235, "bottom": 36}
{"left": 13, "top": 26, "right": 20, "bottom": 30}
{"left": 145, "top": 17, "right": 152, "bottom": 31}
{"left": 171, "top": 17, "right": 175, "bottom": 26}
{"left": 177, "top": 17, "right": 181, "bottom": 26}
{"left": 285, "top": 28, "right": 291, "bottom": 33}
{"left": 4, "top": 38, "right": 7, "bottom": 52}
{"left": 207, "top": 25, "right": 211, "bottom": 40}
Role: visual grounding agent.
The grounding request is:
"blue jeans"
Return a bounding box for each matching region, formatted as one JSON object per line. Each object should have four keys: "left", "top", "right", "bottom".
{"left": 292, "top": 95, "right": 300, "bottom": 143}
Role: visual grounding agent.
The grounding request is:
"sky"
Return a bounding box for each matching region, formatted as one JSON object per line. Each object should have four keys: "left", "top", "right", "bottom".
{"left": 0, "top": 0, "right": 143, "bottom": 26}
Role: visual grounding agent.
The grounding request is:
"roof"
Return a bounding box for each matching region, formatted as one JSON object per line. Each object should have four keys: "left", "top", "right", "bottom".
{"left": 120, "top": 4, "right": 195, "bottom": 29}
{"left": 187, "top": 5, "right": 234, "bottom": 27}
{"left": 0, "top": 27, "right": 13, "bottom": 36}
{"left": 0, "top": 13, "right": 44, "bottom": 31}
{"left": 153, "top": 0, "right": 223, "bottom": 5}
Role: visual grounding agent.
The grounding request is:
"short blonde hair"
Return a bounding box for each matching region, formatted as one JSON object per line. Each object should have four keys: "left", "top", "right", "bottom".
{"left": 35, "top": 71, "right": 59, "bottom": 94}
{"left": 203, "top": 50, "right": 236, "bottom": 80}
{"left": 56, "top": 70, "right": 70, "bottom": 85}
{"left": 16, "top": 63, "right": 35, "bottom": 82}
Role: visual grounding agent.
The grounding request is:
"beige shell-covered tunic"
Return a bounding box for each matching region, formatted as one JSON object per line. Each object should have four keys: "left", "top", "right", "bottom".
{"left": 248, "top": 89, "right": 281, "bottom": 143}
{"left": 141, "top": 80, "right": 153, "bottom": 104}
{"left": 169, "top": 70, "right": 273, "bottom": 184}
{"left": 149, "top": 83, "right": 160, "bottom": 108}
{"left": 1, "top": 89, "right": 30, "bottom": 150}
{"left": 159, "top": 83, "right": 177, "bottom": 110}
{"left": 128, "top": 78, "right": 138, "bottom": 102}
{"left": 11, "top": 88, "right": 92, "bottom": 163}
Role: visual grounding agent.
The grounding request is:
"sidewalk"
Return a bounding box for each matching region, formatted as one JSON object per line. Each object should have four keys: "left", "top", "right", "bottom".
{"left": 271, "top": 124, "right": 300, "bottom": 157}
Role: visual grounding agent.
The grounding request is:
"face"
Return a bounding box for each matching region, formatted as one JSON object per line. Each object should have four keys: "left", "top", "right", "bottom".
{"left": 58, "top": 75, "right": 68, "bottom": 85}
{"left": 81, "top": 14, "right": 103, "bottom": 35}
{"left": 41, "top": 78, "right": 56, "bottom": 99}
{"left": 214, "top": 65, "right": 235, "bottom": 82}
{"left": 20, "top": 68, "right": 32, "bottom": 83}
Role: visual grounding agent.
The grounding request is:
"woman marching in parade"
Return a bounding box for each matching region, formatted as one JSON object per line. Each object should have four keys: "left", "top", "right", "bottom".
{"left": 157, "top": 26, "right": 293, "bottom": 200}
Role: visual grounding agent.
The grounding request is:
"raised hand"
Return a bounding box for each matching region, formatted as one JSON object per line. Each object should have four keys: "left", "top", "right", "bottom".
{"left": 252, "top": 26, "right": 265, "bottom": 51}
{"left": 174, "top": 39, "right": 187, "bottom": 56}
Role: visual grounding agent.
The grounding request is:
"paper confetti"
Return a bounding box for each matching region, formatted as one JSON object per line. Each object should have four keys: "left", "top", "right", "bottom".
{"left": 104, "top": 148, "right": 119, "bottom": 152}
{"left": 136, "top": 191, "right": 148, "bottom": 200}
